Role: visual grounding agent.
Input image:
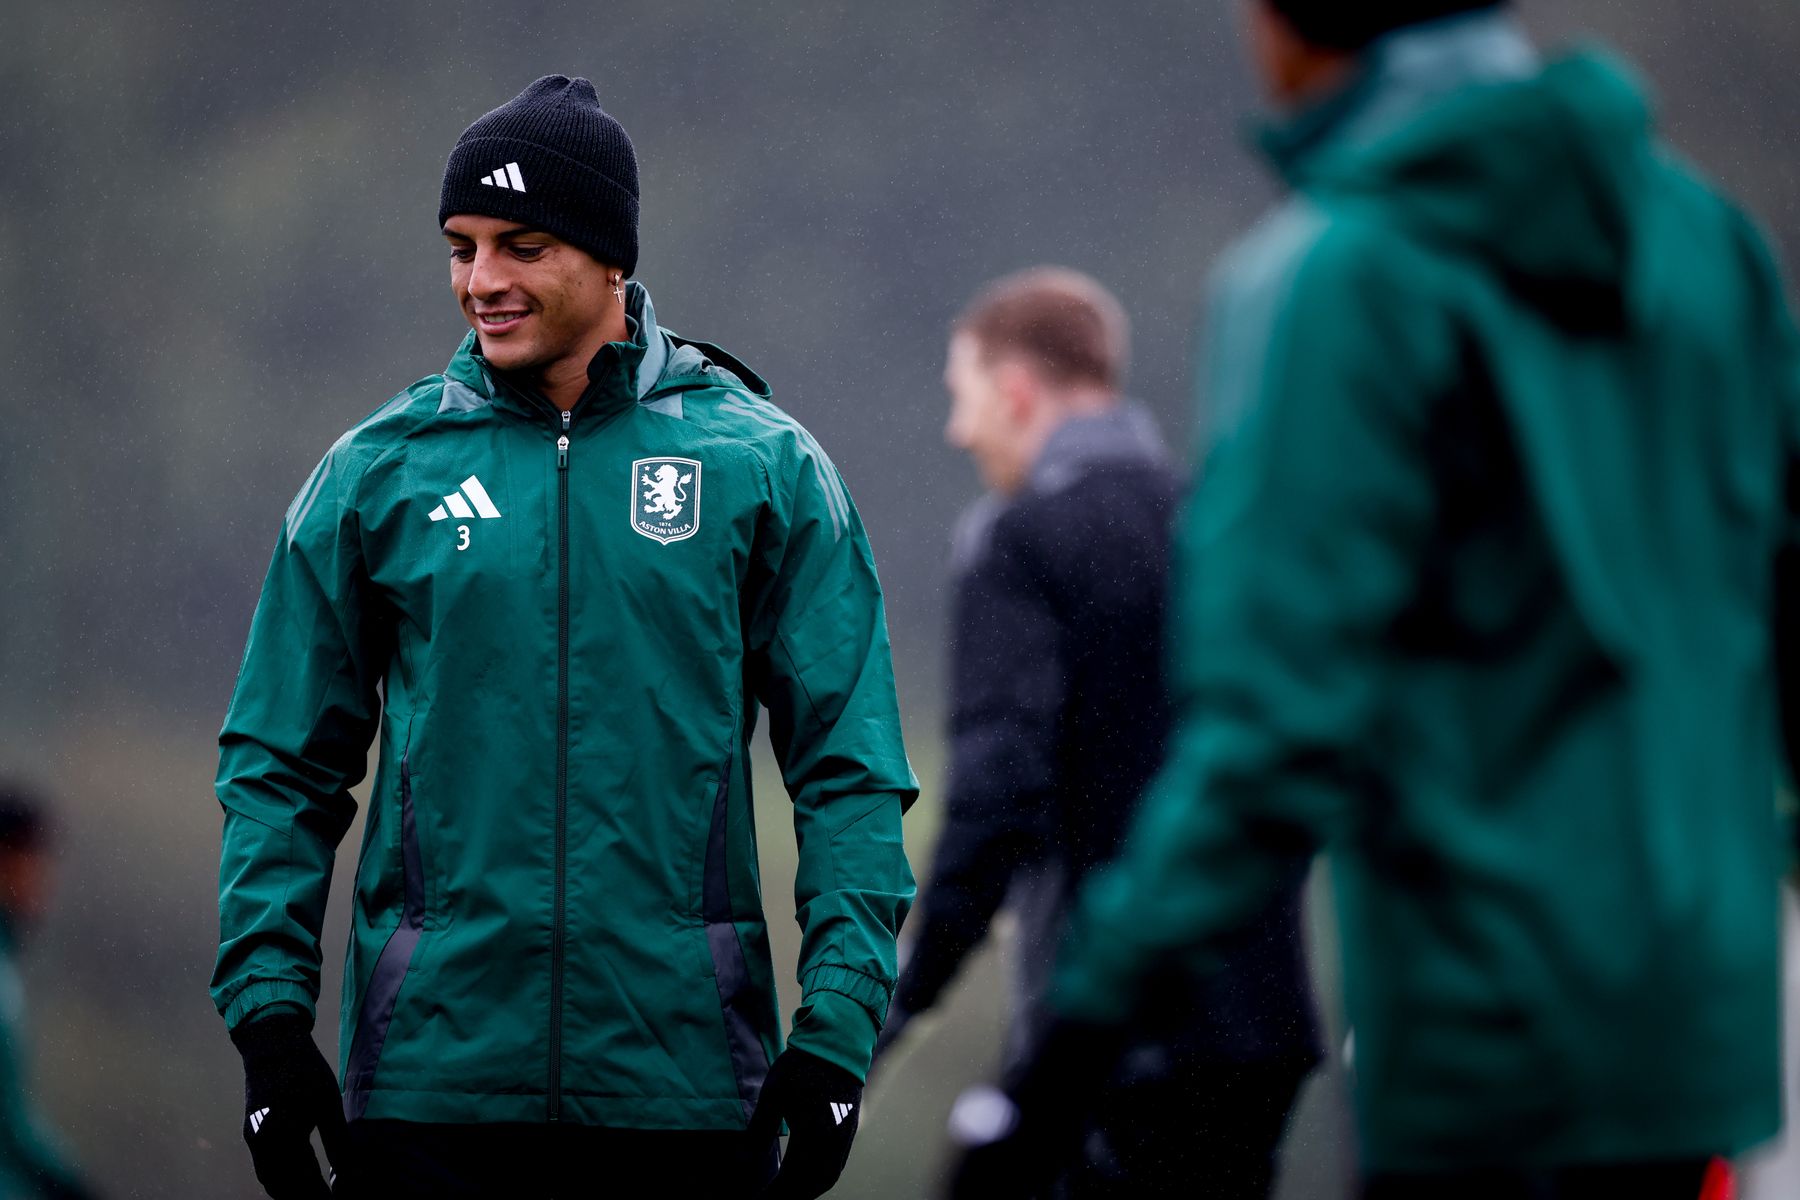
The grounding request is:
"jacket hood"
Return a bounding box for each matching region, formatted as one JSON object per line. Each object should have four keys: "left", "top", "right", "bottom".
{"left": 626, "top": 283, "right": 772, "bottom": 402}
{"left": 445, "top": 281, "right": 770, "bottom": 413}
{"left": 1271, "top": 18, "right": 1655, "bottom": 329}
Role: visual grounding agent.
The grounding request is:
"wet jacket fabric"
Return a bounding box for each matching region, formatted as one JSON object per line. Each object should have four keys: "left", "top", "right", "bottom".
{"left": 900, "top": 409, "right": 1319, "bottom": 1072}
{"left": 1053, "top": 14, "right": 1798, "bottom": 1171}
{"left": 213, "top": 284, "right": 917, "bottom": 1129}
{"left": 0, "top": 920, "right": 90, "bottom": 1199}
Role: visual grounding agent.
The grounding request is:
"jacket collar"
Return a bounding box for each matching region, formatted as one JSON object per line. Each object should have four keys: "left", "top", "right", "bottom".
{"left": 1028, "top": 404, "right": 1169, "bottom": 495}
{"left": 446, "top": 281, "right": 671, "bottom": 423}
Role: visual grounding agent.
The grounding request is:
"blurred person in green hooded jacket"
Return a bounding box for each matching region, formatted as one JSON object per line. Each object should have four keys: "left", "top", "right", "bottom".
{"left": 949, "top": 2, "right": 1800, "bottom": 1197}
{"left": 0, "top": 782, "right": 96, "bottom": 1200}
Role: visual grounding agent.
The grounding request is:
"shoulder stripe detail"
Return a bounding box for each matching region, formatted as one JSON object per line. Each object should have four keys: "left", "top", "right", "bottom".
{"left": 284, "top": 452, "right": 335, "bottom": 549}
{"left": 718, "top": 398, "right": 850, "bottom": 542}
{"left": 642, "top": 393, "right": 684, "bottom": 419}
{"left": 280, "top": 387, "right": 430, "bottom": 549}
{"left": 342, "top": 390, "right": 418, "bottom": 442}
{"left": 437, "top": 380, "right": 490, "bottom": 414}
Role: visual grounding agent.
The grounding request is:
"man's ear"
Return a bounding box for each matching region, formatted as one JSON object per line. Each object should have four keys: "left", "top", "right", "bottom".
{"left": 994, "top": 359, "right": 1039, "bottom": 427}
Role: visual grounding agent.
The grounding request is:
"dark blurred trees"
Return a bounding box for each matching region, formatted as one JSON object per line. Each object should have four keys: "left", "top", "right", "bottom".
{"left": 5, "top": 1, "right": 1798, "bottom": 734}
{"left": 2, "top": 2, "right": 1797, "bottom": 1195}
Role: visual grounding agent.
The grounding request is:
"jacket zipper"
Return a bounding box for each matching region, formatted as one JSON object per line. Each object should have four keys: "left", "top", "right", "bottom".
{"left": 550, "top": 408, "right": 571, "bottom": 1120}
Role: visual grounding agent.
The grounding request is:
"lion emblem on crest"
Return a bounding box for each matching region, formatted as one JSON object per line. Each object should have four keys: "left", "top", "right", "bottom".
{"left": 629, "top": 457, "right": 703, "bottom": 544}
{"left": 641, "top": 464, "right": 692, "bottom": 519}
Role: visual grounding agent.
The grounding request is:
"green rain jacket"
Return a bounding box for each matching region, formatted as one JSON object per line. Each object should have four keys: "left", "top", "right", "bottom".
{"left": 212, "top": 284, "right": 917, "bottom": 1129}
{"left": 1054, "top": 14, "right": 1798, "bottom": 1171}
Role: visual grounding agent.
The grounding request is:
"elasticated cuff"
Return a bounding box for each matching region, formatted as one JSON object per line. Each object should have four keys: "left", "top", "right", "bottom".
{"left": 787, "top": 990, "right": 882, "bottom": 1081}
{"left": 221, "top": 979, "right": 316, "bottom": 1032}
{"left": 799, "top": 964, "right": 891, "bottom": 1022}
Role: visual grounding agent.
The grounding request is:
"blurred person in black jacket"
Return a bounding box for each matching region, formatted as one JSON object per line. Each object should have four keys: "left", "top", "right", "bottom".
{"left": 877, "top": 269, "right": 1320, "bottom": 1198}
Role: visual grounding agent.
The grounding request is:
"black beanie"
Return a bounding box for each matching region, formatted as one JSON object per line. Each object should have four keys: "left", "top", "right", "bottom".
{"left": 1270, "top": 0, "right": 1508, "bottom": 50}
{"left": 439, "top": 75, "right": 640, "bottom": 276}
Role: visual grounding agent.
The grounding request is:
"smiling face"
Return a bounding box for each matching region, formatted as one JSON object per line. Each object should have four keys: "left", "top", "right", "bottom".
{"left": 443, "top": 214, "right": 622, "bottom": 383}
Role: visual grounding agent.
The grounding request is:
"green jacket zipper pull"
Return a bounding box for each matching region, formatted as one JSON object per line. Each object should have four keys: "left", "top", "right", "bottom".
{"left": 557, "top": 410, "right": 571, "bottom": 470}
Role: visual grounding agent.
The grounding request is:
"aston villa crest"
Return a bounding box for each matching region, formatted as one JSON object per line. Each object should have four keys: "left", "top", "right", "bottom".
{"left": 631, "top": 457, "right": 702, "bottom": 544}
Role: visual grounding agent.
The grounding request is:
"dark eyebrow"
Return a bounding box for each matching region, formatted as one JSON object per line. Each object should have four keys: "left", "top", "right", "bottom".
{"left": 441, "top": 224, "right": 548, "bottom": 241}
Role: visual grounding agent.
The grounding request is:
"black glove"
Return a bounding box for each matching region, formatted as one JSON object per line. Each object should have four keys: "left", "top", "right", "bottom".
{"left": 748, "top": 1048, "right": 864, "bottom": 1200}
{"left": 942, "top": 1018, "right": 1124, "bottom": 1200}
{"left": 231, "top": 1012, "right": 348, "bottom": 1200}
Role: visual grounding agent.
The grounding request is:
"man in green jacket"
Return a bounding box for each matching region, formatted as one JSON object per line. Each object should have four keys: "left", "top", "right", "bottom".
{"left": 212, "top": 76, "right": 916, "bottom": 1200}
{"left": 952, "top": 3, "right": 1800, "bottom": 1197}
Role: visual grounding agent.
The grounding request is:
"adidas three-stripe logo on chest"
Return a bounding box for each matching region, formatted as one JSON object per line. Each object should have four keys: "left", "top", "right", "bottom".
{"left": 429, "top": 476, "right": 502, "bottom": 522}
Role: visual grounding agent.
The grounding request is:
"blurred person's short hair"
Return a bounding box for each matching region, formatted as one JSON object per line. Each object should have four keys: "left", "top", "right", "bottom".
{"left": 955, "top": 267, "right": 1130, "bottom": 392}
{"left": 1270, "top": 0, "right": 1508, "bottom": 50}
{"left": 0, "top": 781, "right": 49, "bottom": 853}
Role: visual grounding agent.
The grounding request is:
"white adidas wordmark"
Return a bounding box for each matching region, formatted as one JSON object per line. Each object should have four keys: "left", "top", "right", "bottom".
{"left": 428, "top": 476, "right": 503, "bottom": 522}
{"left": 830, "top": 1101, "right": 855, "bottom": 1126}
{"left": 479, "top": 162, "right": 527, "bottom": 192}
{"left": 249, "top": 1107, "right": 270, "bottom": 1134}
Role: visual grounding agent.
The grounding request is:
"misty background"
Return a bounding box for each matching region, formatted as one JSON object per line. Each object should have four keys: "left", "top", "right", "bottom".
{"left": 2, "top": 1, "right": 1798, "bottom": 1195}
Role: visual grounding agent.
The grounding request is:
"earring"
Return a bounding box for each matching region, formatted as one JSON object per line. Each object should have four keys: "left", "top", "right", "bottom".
{"left": 612, "top": 276, "right": 625, "bottom": 302}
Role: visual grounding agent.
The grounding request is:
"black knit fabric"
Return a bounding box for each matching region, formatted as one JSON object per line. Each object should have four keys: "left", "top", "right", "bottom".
{"left": 1270, "top": 0, "right": 1507, "bottom": 49}
{"left": 439, "top": 75, "right": 640, "bottom": 276}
